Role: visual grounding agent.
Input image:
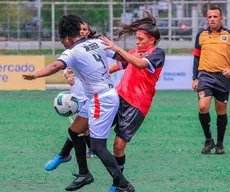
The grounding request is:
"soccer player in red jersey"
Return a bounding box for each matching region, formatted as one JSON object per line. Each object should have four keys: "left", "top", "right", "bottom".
{"left": 102, "top": 11, "right": 165, "bottom": 191}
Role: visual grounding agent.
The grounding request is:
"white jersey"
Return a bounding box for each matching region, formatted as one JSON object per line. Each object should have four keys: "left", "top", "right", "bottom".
{"left": 58, "top": 38, "right": 115, "bottom": 98}
{"left": 69, "top": 77, "right": 88, "bottom": 103}
{"left": 62, "top": 67, "right": 87, "bottom": 103}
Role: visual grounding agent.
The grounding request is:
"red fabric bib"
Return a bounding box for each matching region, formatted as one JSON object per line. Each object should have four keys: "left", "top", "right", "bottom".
{"left": 116, "top": 47, "right": 163, "bottom": 116}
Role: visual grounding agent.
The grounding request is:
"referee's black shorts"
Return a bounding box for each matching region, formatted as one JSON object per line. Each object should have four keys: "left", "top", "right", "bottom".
{"left": 113, "top": 96, "right": 145, "bottom": 142}
{"left": 197, "top": 71, "right": 230, "bottom": 102}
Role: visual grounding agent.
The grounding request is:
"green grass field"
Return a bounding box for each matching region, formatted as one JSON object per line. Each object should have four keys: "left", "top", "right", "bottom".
{"left": 1, "top": 90, "right": 230, "bottom": 192}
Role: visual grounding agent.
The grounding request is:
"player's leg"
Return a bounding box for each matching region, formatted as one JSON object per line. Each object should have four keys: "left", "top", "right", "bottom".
{"left": 45, "top": 136, "right": 73, "bottom": 171}
{"left": 65, "top": 101, "right": 94, "bottom": 191}
{"left": 214, "top": 90, "right": 229, "bottom": 154}
{"left": 89, "top": 89, "right": 135, "bottom": 192}
{"left": 198, "top": 94, "right": 214, "bottom": 153}
{"left": 197, "top": 72, "right": 215, "bottom": 154}
{"left": 84, "top": 129, "right": 96, "bottom": 158}
{"left": 111, "top": 97, "right": 144, "bottom": 192}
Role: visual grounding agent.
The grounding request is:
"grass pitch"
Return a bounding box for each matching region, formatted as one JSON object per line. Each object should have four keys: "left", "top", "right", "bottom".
{"left": 1, "top": 90, "right": 230, "bottom": 192}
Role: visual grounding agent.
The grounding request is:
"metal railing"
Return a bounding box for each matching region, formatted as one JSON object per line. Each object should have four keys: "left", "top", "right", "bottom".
{"left": 0, "top": 0, "right": 229, "bottom": 55}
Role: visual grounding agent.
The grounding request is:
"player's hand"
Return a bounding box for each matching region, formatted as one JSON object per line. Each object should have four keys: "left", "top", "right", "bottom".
{"left": 22, "top": 74, "right": 36, "bottom": 80}
{"left": 222, "top": 69, "right": 230, "bottom": 78}
{"left": 67, "top": 76, "right": 75, "bottom": 86}
{"left": 101, "top": 36, "right": 119, "bottom": 51}
{"left": 192, "top": 79, "right": 198, "bottom": 92}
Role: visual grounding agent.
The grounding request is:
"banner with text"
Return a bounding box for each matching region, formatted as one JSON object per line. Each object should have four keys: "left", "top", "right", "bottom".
{"left": 0, "top": 56, "right": 45, "bottom": 90}
{"left": 156, "top": 55, "right": 193, "bottom": 90}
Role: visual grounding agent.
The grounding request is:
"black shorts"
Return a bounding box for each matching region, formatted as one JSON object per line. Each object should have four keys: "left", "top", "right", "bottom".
{"left": 197, "top": 71, "right": 230, "bottom": 102}
{"left": 113, "top": 96, "right": 145, "bottom": 142}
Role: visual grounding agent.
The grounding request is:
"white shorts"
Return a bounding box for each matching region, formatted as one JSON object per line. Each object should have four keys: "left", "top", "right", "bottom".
{"left": 78, "top": 88, "right": 119, "bottom": 139}
{"left": 77, "top": 100, "right": 88, "bottom": 118}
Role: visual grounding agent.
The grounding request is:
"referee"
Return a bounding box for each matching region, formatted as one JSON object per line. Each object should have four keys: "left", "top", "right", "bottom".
{"left": 192, "top": 7, "right": 230, "bottom": 154}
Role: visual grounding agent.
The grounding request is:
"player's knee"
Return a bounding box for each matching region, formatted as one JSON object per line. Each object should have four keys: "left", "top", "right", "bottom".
{"left": 216, "top": 108, "right": 227, "bottom": 115}
{"left": 199, "top": 104, "right": 209, "bottom": 113}
{"left": 113, "top": 142, "right": 124, "bottom": 154}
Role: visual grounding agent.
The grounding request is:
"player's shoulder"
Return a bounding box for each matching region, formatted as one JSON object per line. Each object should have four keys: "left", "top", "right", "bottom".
{"left": 155, "top": 47, "right": 165, "bottom": 54}
{"left": 152, "top": 47, "right": 165, "bottom": 58}
{"left": 221, "top": 27, "right": 230, "bottom": 34}
{"left": 196, "top": 29, "right": 208, "bottom": 38}
{"left": 61, "top": 48, "right": 71, "bottom": 56}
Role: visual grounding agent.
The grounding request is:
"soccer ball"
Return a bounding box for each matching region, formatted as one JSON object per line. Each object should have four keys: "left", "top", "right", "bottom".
{"left": 54, "top": 91, "right": 79, "bottom": 117}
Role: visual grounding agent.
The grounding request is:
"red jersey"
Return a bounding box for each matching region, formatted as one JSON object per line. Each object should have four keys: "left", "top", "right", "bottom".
{"left": 116, "top": 47, "right": 165, "bottom": 116}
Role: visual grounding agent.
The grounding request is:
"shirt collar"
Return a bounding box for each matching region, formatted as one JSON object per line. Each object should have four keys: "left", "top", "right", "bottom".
{"left": 208, "top": 26, "right": 223, "bottom": 34}
{"left": 70, "top": 37, "right": 87, "bottom": 49}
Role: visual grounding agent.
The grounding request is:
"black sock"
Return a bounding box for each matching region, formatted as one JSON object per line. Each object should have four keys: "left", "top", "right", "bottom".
{"left": 68, "top": 128, "right": 89, "bottom": 175}
{"left": 84, "top": 135, "right": 91, "bottom": 149}
{"left": 90, "top": 138, "right": 128, "bottom": 188}
{"left": 113, "top": 155, "right": 126, "bottom": 186}
{"left": 115, "top": 155, "right": 126, "bottom": 173}
{"left": 217, "top": 114, "right": 227, "bottom": 145}
{"left": 199, "top": 112, "right": 211, "bottom": 139}
{"left": 59, "top": 137, "right": 73, "bottom": 157}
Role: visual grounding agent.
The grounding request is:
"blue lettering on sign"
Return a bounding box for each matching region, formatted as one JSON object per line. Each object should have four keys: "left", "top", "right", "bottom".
{"left": 0, "top": 63, "right": 36, "bottom": 82}
{"left": 163, "top": 72, "right": 186, "bottom": 81}
{"left": 0, "top": 63, "right": 36, "bottom": 73}
{"left": 0, "top": 74, "right": 8, "bottom": 82}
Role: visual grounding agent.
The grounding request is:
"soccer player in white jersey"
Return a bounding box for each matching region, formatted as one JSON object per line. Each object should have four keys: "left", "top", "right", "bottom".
{"left": 23, "top": 14, "right": 135, "bottom": 192}
{"left": 44, "top": 23, "right": 96, "bottom": 172}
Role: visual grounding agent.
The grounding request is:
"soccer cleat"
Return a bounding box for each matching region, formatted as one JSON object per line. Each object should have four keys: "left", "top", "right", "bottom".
{"left": 201, "top": 138, "right": 215, "bottom": 154}
{"left": 116, "top": 183, "right": 135, "bottom": 192}
{"left": 45, "top": 154, "right": 72, "bottom": 171}
{"left": 65, "top": 172, "right": 94, "bottom": 191}
{"left": 110, "top": 186, "right": 117, "bottom": 192}
{"left": 86, "top": 149, "right": 96, "bottom": 158}
{"left": 215, "top": 144, "right": 225, "bottom": 154}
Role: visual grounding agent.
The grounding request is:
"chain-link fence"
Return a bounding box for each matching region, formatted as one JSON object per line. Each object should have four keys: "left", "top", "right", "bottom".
{"left": 0, "top": 0, "right": 229, "bottom": 55}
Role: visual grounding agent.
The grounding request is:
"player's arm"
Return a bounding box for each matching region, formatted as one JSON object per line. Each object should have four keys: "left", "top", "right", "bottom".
{"left": 192, "top": 33, "right": 201, "bottom": 92}
{"left": 63, "top": 67, "right": 75, "bottom": 85}
{"left": 23, "top": 60, "right": 64, "bottom": 80}
{"left": 109, "top": 61, "right": 128, "bottom": 74}
{"left": 193, "top": 56, "right": 200, "bottom": 80}
{"left": 102, "top": 37, "right": 148, "bottom": 69}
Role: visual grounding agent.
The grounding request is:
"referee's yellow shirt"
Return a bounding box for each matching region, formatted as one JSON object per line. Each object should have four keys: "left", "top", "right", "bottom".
{"left": 193, "top": 26, "right": 230, "bottom": 72}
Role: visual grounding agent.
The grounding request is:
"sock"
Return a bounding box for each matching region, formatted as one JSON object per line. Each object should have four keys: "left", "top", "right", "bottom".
{"left": 113, "top": 155, "right": 126, "bottom": 186}
{"left": 84, "top": 135, "right": 91, "bottom": 149}
{"left": 115, "top": 155, "right": 126, "bottom": 173}
{"left": 199, "top": 112, "right": 211, "bottom": 139}
{"left": 217, "top": 114, "right": 227, "bottom": 145}
{"left": 59, "top": 137, "right": 73, "bottom": 157}
{"left": 90, "top": 138, "right": 128, "bottom": 188}
{"left": 68, "top": 128, "right": 89, "bottom": 175}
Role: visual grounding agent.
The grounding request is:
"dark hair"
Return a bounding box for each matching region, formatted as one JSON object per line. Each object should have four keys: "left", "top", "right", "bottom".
{"left": 58, "top": 14, "right": 83, "bottom": 38}
{"left": 118, "top": 10, "right": 160, "bottom": 44}
{"left": 208, "top": 7, "right": 222, "bottom": 16}
{"left": 82, "top": 22, "right": 100, "bottom": 39}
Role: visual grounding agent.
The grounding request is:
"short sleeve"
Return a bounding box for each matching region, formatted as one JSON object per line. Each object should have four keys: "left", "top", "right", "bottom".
{"left": 143, "top": 48, "right": 165, "bottom": 72}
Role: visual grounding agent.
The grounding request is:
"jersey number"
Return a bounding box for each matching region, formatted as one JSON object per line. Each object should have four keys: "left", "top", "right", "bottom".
{"left": 92, "top": 54, "right": 106, "bottom": 68}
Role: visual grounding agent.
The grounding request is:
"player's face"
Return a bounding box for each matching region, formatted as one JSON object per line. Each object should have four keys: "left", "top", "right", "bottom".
{"left": 80, "top": 23, "right": 90, "bottom": 38}
{"left": 136, "top": 31, "right": 155, "bottom": 52}
{"left": 207, "top": 10, "right": 223, "bottom": 31}
{"left": 60, "top": 36, "right": 72, "bottom": 49}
